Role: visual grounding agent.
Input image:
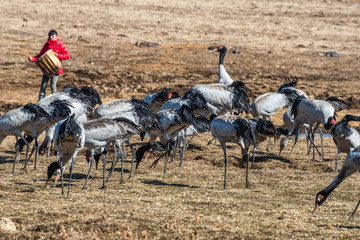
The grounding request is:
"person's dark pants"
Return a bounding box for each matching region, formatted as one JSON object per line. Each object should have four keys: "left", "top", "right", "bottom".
{"left": 38, "top": 74, "right": 59, "bottom": 102}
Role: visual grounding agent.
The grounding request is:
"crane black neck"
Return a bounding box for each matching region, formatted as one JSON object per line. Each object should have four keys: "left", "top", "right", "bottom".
{"left": 218, "top": 47, "right": 227, "bottom": 65}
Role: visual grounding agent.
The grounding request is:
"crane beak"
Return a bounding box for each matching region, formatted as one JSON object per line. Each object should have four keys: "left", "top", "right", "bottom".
{"left": 209, "top": 48, "right": 218, "bottom": 53}
{"left": 53, "top": 170, "right": 61, "bottom": 187}
{"left": 313, "top": 204, "right": 320, "bottom": 214}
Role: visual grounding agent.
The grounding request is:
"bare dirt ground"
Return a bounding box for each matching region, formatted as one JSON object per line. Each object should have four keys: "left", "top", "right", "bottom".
{"left": 1, "top": 0, "right": 360, "bottom": 239}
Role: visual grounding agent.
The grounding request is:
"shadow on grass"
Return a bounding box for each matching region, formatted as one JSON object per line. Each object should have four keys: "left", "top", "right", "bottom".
{"left": 141, "top": 179, "right": 199, "bottom": 189}
{"left": 112, "top": 168, "right": 130, "bottom": 173}
{"left": 318, "top": 224, "right": 360, "bottom": 229}
{"left": 61, "top": 173, "right": 99, "bottom": 180}
{"left": 0, "top": 155, "right": 14, "bottom": 165}
{"left": 233, "top": 152, "right": 291, "bottom": 164}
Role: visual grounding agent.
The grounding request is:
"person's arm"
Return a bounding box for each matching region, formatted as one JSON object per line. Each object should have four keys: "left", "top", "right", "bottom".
{"left": 57, "top": 43, "right": 70, "bottom": 60}
{"left": 30, "top": 43, "right": 48, "bottom": 62}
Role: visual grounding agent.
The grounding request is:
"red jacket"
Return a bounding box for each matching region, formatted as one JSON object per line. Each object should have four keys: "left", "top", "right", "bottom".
{"left": 31, "top": 38, "right": 70, "bottom": 75}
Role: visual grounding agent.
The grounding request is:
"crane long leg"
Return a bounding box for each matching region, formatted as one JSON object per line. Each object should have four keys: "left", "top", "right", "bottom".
{"left": 311, "top": 129, "right": 316, "bottom": 161}
{"left": 128, "top": 140, "right": 135, "bottom": 178}
{"left": 179, "top": 134, "right": 187, "bottom": 167}
{"left": 266, "top": 116, "right": 273, "bottom": 152}
{"left": 318, "top": 126, "right": 324, "bottom": 158}
{"left": 83, "top": 152, "right": 94, "bottom": 190}
{"left": 306, "top": 130, "right": 324, "bottom": 161}
{"left": 47, "top": 140, "right": 51, "bottom": 157}
{"left": 24, "top": 137, "right": 38, "bottom": 172}
{"left": 14, "top": 132, "right": 30, "bottom": 173}
{"left": 185, "top": 135, "right": 195, "bottom": 149}
{"left": 12, "top": 136, "right": 20, "bottom": 174}
{"left": 220, "top": 141, "right": 228, "bottom": 190}
{"left": 266, "top": 137, "right": 271, "bottom": 152}
{"left": 251, "top": 145, "right": 257, "bottom": 169}
{"left": 33, "top": 137, "right": 39, "bottom": 170}
{"left": 245, "top": 148, "right": 250, "bottom": 189}
{"left": 101, "top": 153, "right": 107, "bottom": 189}
{"left": 171, "top": 137, "right": 179, "bottom": 162}
{"left": 68, "top": 156, "right": 76, "bottom": 196}
{"left": 307, "top": 128, "right": 312, "bottom": 155}
{"left": 350, "top": 199, "right": 360, "bottom": 219}
{"left": 120, "top": 149, "right": 125, "bottom": 184}
{"left": 107, "top": 142, "right": 119, "bottom": 182}
{"left": 149, "top": 151, "right": 167, "bottom": 169}
{"left": 60, "top": 157, "right": 64, "bottom": 195}
{"left": 163, "top": 143, "right": 171, "bottom": 174}
{"left": 290, "top": 135, "right": 299, "bottom": 154}
{"left": 335, "top": 149, "right": 340, "bottom": 172}
{"left": 122, "top": 142, "right": 127, "bottom": 159}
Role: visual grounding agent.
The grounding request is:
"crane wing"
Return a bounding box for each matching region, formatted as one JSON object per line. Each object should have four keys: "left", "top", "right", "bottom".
{"left": 325, "top": 97, "right": 349, "bottom": 112}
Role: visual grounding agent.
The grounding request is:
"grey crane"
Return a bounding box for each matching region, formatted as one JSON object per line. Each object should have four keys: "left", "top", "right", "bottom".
{"left": 143, "top": 88, "right": 180, "bottom": 113}
{"left": 0, "top": 103, "right": 53, "bottom": 172}
{"left": 314, "top": 145, "right": 360, "bottom": 219}
{"left": 331, "top": 114, "right": 360, "bottom": 171}
{"left": 16, "top": 86, "right": 101, "bottom": 166}
{"left": 135, "top": 105, "right": 210, "bottom": 173}
{"left": 46, "top": 114, "right": 85, "bottom": 196}
{"left": 82, "top": 117, "right": 140, "bottom": 189}
{"left": 280, "top": 96, "right": 349, "bottom": 161}
{"left": 210, "top": 115, "right": 255, "bottom": 189}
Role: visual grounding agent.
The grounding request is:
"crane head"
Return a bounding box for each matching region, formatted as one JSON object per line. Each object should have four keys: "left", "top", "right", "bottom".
{"left": 324, "top": 117, "right": 336, "bottom": 130}
{"left": 46, "top": 161, "right": 60, "bottom": 188}
{"left": 314, "top": 190, "right": 328, "bottom": 214}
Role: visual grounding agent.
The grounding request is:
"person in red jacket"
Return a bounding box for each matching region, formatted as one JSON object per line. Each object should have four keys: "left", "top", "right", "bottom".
{"left": 28, "top": 30, "right": 70, "bottom": 101}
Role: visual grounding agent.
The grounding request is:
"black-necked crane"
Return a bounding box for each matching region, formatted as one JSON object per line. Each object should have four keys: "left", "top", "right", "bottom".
{"left": 182, "top": 81, "right": 250, "bottom": 116}
{"left": 94, "top": 105, "right": 164, "bottom": 181}
{"left": 250, "top": 80, "right": 307, "bottom": 151}
{"left": 314, "top": 145, "right": 360, "bottom": 219}
{"left": 46, "top": 114, "right": 85, "bottom": 196}
{"left": 0, "top": 103, "right": 52, "bottom": 173}
{"left": 93, "top": 97, "right": 150, "bottom": 119}
{"left": 250, "top": 80, "right": 307, "bottom": 121}
{"left": 143, "top": 88, "right": 180, "bottom": 113}
{"left": 135, "top": 105, "right": 210, "bottom": 172}
{"left": 243, "top": 117, "right": 288, "bottom": 167}
{"left": 280, "top": 96, "right": 349, "bottom": 161}
{"left": 209, "top": 46, "right": 234, "bottom": 85}
{"left": 17, "top": 86, "right": 102, "bottom": 165}
{"left": 331, "top": 114, "right": 360, "bottom": 171}
{"left": 210, "top": 115, "right": 255, "bottom": 189}
{"left": 20, "top": 100, "right": 73, "bottom": 172}
{"left": 82, "top": 117, "right": 140, "bottom": 189}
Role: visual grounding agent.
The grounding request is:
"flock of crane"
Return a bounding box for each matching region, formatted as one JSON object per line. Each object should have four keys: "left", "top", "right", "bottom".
{"left": 1, "top": 46, "right": 360, "bottom": 218}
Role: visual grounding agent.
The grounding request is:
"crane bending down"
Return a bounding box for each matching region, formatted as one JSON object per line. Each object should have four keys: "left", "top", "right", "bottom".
{"left": 182, "top": 81, "right": 250, "bottom": 116}
{"left": 135, "top": 105, "right": 210, "bottom": 172}
{"left": 16, "top": 86, "right": 102, "bottom": 165}
{"left": 143, "top": 88, "right": 180, "bottom": 113}
{"left": 280, "top": 96, "right": 349, "bottom": 161}
{"left": 210, "top": 115, "right": 255, "bottom": 189}
{"left": 314, "top": 145, "right": 360, "bottom": 219}
{"left": 82, "top": 117, "right": 140, "bottom": 189}
{"left": 94, "top": 105, "right": 164, "bottom": 180}
{"left": 250, "top": 79, "right": 308, "bottom": 151}
{"left": 331, "top": 114, "right": 360, "bottom": 171}
{"left": 46, "top": 114, "right": 85, "bottom": 196}
{"left": 0, "top": 103, "right": 52, "bottom": 172}
{"left": 243, "top": 118, "right": 288, "bottom": 167}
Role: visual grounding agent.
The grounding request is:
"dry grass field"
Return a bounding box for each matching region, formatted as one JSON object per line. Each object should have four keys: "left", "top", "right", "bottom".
{"left": 1, "top": 0, "right": 360, "bottom": 239}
